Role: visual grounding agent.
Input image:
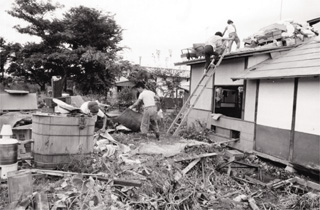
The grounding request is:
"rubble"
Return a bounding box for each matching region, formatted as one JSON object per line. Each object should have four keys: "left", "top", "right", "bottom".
{"left": 0, "top": 103, "right": 319, "bottom": 210}
{"left": 1, "top": 128, "right": 319, "bottom": 210}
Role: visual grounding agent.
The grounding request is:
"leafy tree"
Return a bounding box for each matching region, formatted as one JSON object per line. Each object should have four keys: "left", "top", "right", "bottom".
{"left": 0, "top": 37, "right": 21, "bottom": 83}
{"left": 7, "top": 0, "right": 123, "bottom": 94}
{"left": 152, "top": 67, "right": 183, "bottom": 97}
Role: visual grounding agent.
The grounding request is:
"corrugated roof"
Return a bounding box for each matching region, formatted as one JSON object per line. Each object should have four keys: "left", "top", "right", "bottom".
{"left": 232, "top": 37, "right": 320, "bottom": 80}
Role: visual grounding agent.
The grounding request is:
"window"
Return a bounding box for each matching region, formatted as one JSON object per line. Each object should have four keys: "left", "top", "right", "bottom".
{"left": 214, "top": 86, "right": 243, "bottom": 119}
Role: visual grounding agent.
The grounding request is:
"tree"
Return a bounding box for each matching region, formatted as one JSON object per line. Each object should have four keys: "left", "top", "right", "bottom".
{"left": 152, "top": 68, "right": 183, "bottom": 97}
{"left": 0, "top": 37, "right": 21, "bottom": 83}
{"left": 7, "top": 0, "right": 123, "bottom": 94}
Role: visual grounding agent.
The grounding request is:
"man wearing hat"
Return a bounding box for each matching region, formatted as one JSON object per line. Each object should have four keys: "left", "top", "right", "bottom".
{"left": 129, "top": 82, "right": 160, "bottom": 140}
{"left": 80, "top": 101, "right": 107, "bottom": 132}
{"left": 222, "top": 19, "right": 240, "bottom": 52}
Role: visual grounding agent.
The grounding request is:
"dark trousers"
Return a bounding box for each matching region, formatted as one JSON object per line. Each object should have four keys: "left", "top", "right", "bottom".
{"left": 204, "top": 45, "right": 219, "bottom": 69}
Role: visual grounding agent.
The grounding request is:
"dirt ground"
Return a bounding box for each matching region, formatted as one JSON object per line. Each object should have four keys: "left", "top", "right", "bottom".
{"left": 1, "top": 129, "right": 319, "bottom": 210}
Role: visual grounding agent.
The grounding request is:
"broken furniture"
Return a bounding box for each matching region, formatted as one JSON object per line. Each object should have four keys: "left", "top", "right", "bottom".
{"left": 180, "top": 43, "right": 205, "bottom": 60}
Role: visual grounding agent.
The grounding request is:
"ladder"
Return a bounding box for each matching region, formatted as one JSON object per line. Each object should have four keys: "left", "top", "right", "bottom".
{"left": 166, "top": 49, "right": 227, "bottom": 136}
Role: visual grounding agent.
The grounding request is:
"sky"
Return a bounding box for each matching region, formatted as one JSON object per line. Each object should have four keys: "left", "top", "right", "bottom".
{"left": 1, "top": 0, "right": 320, "bottom": 70}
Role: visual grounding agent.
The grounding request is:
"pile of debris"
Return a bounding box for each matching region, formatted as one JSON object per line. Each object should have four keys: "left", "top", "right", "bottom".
{"left": 1, "top": 131, "right": 319, "bottom": 210}
{"left": 243, "top": 19, "right": 319, "bottom": 48}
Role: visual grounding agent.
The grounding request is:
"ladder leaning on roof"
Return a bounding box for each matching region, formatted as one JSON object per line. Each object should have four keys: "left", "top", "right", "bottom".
{"left": 166, "top": 49, "right": 227, "bottom": 136}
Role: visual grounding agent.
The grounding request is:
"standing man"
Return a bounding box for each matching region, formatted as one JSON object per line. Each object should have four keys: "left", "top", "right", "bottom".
{"left": 204, "top": 31, "right": 231, "bottom": 72}
{"left": 129, "top": 82, "right": 160, "bottom": 140}
{"left": 80, "top": 101, "right": 107, "bottom": 132}
{"left": 222, "top": 19, "right": 241, "bottom": 52}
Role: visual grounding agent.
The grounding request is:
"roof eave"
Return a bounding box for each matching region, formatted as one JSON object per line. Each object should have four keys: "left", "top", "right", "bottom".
{"left": 175, "top": 45, "right": 297, "bottom": 66}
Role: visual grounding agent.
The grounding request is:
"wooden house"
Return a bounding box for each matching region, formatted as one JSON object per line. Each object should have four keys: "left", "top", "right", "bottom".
{"left": 175, "top": 37, "right": 320, "bottom": 171}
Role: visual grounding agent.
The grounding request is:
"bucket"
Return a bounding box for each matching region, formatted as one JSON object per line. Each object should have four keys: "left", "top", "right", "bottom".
{"left": 0, "top": 138, "right": 18, "bottom": 165}
{"left": 113, "top": 109, "right": 142, "bottom": 132}
{"left": 32, "top": 114, "right": 95, "bottom": 168}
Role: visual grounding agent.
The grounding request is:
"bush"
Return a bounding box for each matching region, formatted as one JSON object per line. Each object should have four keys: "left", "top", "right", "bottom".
{"left": 180, "top": 120, "right": 212, "bottom": 142}
{"left": 117, "top": 87, "right": 135, "bottom": 107}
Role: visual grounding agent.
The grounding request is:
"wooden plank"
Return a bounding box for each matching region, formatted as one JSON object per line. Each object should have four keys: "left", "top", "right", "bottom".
{"left": 272, "top": 51, "right": 320, "bottom": 62}
{"left": 7, "top": 171, "right": 33, "bottom": 203}
{"left": 173, "top": 153, "right": 218, "bottom": 162}
{"left": 289, "top": 78, "right": 298, "bottom": 161}
{"left": 174, "top": 158, "right": 201, "bottom": 181}
{"left": 261, "top": 59, "right": 320, "bottom": 71}
{"left": 20, "top": 169, "right": 143, "bottom": 187}
{"left": 34, "top": 192, "right": 50, "bottom": 210}
{"left": 254, "top": 151, "right": 291, "bottom": 166}
{"left": 295, "top": 177, "right": 320, "bottom": 191}
{"left": 211, "top": 116, "right": 255, "bottom": 133}
{"left": 248, "top": 197, "right": 260, "bottom": 210}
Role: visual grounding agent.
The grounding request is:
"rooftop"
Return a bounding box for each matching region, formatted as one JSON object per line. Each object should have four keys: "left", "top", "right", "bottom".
{"left": 233, "top": 36, "right": 320, "bottom": 80}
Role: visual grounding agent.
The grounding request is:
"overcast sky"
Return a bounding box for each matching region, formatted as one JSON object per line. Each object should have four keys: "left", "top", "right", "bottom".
{"left": 1, "top": 0, "right": 319, "bottom": 69}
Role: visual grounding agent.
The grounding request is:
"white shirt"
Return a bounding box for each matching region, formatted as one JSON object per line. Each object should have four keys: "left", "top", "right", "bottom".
{"left": 80, "top": 101, "right": 105, "bottom": 118}
{"left": 138, "top": 90, "right": 156, "bottom": 107}
{"left": 205, "top": 35, "right": 223, "bottom": 48}
{"left": 227, "top": 24, "right": 236, "bottom": 34}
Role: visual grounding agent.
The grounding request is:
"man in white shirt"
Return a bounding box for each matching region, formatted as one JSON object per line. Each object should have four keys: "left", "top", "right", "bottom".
{"left": 80, "top": 101, "right": 107, "bottom": 132}
{"left": 129, "top": 82, "right": 160, "bottom": 140}
{"left": 204, "top": 31, "right": 231, "bottom": 72}
{"left": 222, "top": 19, "right": 240, "bottom": 52}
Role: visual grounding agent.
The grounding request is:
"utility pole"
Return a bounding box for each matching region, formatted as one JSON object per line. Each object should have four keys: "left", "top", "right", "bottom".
{"left": 280, "top": 0, "right": 283, "bottom": 20}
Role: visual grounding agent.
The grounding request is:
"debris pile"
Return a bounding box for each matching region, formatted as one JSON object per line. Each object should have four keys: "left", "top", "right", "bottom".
{"left": 1, "top": 131, "right": 319, "bottom": 210}
{"left": 243, "top": 19, "right": 319, "bottom": 48}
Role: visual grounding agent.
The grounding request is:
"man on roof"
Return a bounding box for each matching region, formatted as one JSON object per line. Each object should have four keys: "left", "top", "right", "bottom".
{"left": 222, "top": 19, "right": 241, "bottom": 52}
{"left": 204, "top": 31, "right": 232, "bottom": 73}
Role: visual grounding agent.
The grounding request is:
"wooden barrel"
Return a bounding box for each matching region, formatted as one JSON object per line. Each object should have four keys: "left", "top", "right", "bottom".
{"left": 32, "top": 114, "right": 95, "bottom": 168}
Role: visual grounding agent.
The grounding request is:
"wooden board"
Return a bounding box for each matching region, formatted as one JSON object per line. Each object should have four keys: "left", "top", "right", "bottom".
{"left": 7, "top": 171, "right": 33, "bottom": 203}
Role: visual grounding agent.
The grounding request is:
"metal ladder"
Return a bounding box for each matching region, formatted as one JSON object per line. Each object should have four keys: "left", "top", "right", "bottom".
{"left": 166, "top": 50, "right": 227, "bottom": 136}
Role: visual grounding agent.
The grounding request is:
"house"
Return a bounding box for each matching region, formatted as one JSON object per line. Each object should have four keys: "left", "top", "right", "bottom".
{"left": 175, "top": 36, "right": 320, "bottom": 171}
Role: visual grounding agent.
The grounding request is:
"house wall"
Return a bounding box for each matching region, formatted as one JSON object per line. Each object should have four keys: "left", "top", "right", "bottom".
{"left": 190, "top": 63, "right": 213, "bottom": 111}
{"left": 214, "top": 58, "right": 245, "bottom": 85}
{"left": 255, "top": 79, "right": 294, "bottom": 160}
{"left": 244, "top": 54, "right": 270, "bottom": 122}
{"left": 244, "top": 80, "right": 257, "bottom": 122}
{"left": 189, "top": 54, "right": 271, "bottom": 151}
{"left": 211, "top": 116, "right": 255, "bottom": 152}
{"left": 292, "top": 77, "right": 320, "bottom": 167}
